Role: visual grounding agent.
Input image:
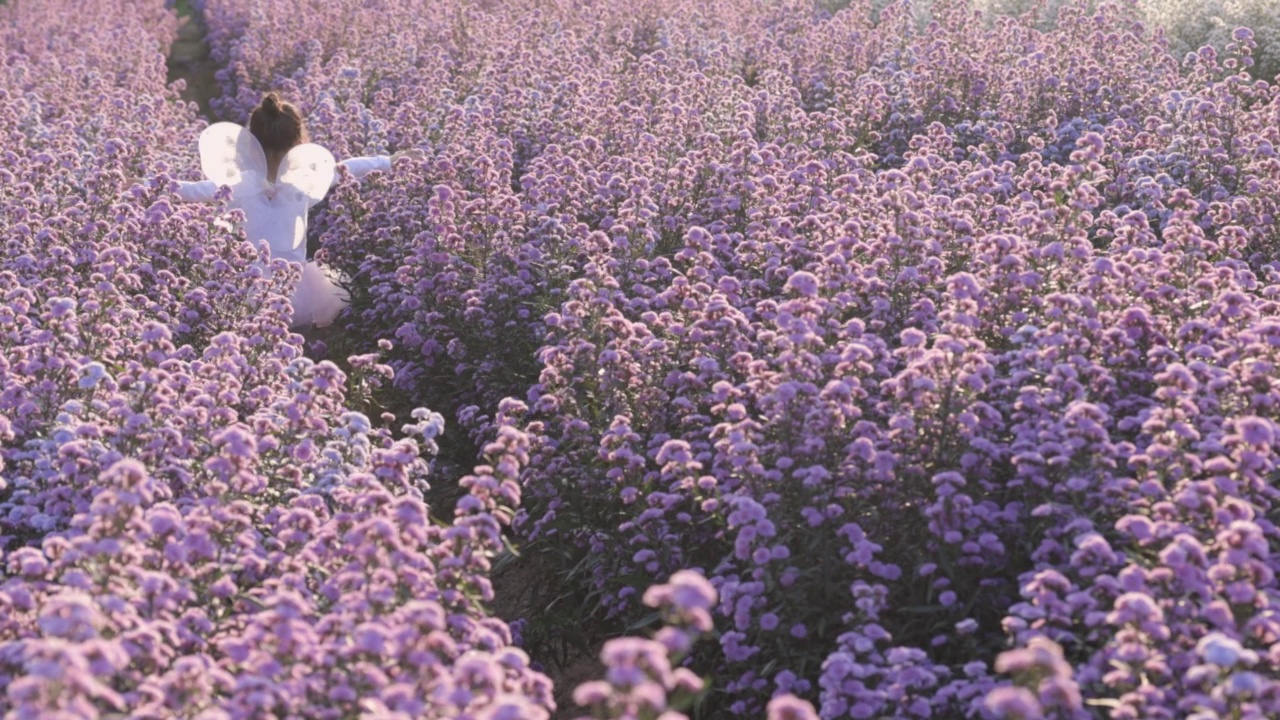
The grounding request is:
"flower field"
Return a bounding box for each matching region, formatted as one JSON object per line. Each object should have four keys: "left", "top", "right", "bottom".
{"left": 3, "top": 0, "right": 1280, "bottom": 718}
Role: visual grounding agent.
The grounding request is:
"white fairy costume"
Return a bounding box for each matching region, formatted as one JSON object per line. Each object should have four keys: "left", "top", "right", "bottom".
{"left": 175, "top": 122, "right": 391, "bottom": 328}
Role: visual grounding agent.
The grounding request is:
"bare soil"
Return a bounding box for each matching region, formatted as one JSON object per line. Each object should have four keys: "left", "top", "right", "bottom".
{"left": 490, "top": 553, "right": 606, "bottom": 719}
{"left": 166, "top": 12, "right": 218, "bottom": 120}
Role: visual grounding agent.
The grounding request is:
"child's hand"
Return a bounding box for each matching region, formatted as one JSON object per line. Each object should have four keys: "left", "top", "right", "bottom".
{"left": 391, "top": 148, "right": 427, "bottom": 164}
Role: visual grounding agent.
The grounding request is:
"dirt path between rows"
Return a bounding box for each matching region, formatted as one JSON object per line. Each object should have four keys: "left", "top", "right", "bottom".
{"left": 166, "top": 10, "right": 219, "bottom": 121}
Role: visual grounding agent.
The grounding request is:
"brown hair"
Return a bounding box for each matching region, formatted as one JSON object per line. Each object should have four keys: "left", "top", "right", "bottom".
{"left": 248, "top": 92, "right": 308, "bottom": 155}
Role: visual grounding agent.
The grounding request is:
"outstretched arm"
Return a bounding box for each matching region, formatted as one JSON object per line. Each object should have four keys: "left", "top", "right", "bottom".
{"left": 123, "top": 176, "right": 220, "bottom": 202}
{"left": 173, "top": 179, "right": 220, "bottom": 203}
{"left": 332, "top": 148, "right": 425, "bottom": 187}
{"left": 333, "top": 156, "right": 392, "bottom": 186}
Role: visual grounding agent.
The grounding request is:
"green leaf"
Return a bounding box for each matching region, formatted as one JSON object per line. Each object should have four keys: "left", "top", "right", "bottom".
{"left": 625, "top": 610, "right": 663, "bottom": 632}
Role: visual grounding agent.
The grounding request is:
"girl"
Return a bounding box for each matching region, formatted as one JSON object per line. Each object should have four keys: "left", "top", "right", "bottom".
{"left": 173, "top": 92, "right": 420, "bottom": 328}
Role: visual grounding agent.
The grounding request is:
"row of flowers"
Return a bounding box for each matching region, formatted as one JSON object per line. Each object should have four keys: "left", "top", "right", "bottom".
{"left": 198, "top": 0, "right": 1280, "bottom": 717}
{"left": 0, "top": 1, "right": 570, "bottom": 718}
{"left": 5, "top": 0, "right": 1279, "bottom": 718}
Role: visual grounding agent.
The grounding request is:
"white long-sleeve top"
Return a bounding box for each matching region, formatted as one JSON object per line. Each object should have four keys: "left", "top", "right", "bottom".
{"left": 175, "top": 155, "right": 390, "bottom": 263}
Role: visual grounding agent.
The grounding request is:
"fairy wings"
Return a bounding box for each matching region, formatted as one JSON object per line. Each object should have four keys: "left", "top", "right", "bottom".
{"left": 198, "top": 122, "right": 336, "bottom": 205}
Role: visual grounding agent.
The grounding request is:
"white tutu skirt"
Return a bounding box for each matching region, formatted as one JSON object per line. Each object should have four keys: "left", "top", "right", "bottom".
{"left": 290, "top": 261, "right": 350, "bottom": 328}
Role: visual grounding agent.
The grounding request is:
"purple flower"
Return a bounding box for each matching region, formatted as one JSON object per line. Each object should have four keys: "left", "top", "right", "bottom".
{"left": 984, "top": 686, "right": 1043, "bottom": 719}
{"left": 1196, "top": 633, "right": 1249, "bottom": 667}
{"left": 784, "top": 271, "right": 820, "bottom": 298}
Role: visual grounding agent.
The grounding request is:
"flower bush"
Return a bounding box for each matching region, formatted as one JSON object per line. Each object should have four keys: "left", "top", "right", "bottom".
{"left": 1, "top": 1, "right": 550, "bottom": 717}
{"left": 199, "top": 0, "right": 1280, "bottom": 716}
{"left": 8, "top": 0, "right": 1280, "bottom": 718}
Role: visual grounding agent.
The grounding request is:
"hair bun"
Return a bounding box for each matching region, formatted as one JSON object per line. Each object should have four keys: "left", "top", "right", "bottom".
{"left": 249, "top": 92, "right": 307, "bottom": 153}
{"left": 260, "top": 93, "right": 281, "bottom": 116}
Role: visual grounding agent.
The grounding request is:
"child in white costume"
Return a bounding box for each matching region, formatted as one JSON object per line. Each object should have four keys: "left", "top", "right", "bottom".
{"left": 174, "top": 93, "right": 418, "bottom": 328}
